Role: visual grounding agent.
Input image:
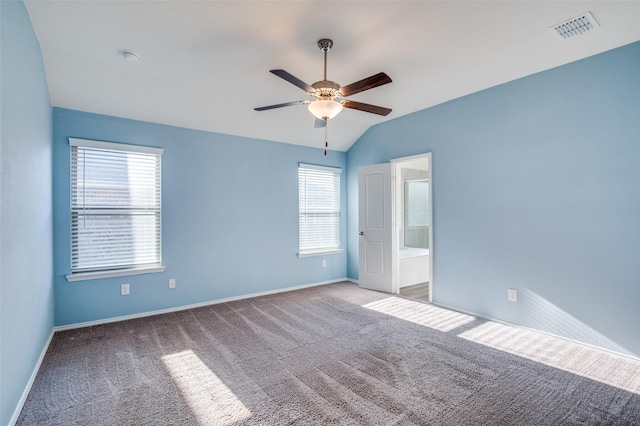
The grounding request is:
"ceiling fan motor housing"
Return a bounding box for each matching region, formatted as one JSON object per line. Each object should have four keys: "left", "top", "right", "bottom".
{"left": 312, "top": 80, "right": 341, "bottom": 100}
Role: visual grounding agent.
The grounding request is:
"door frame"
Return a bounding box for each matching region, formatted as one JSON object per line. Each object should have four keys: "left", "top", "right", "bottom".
{"left": 391, "top": 153, "right": 433, "bottom": 301}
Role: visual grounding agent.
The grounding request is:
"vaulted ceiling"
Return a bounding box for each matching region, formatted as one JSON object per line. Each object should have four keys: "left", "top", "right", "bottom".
{"left": 25, "top": 1, "right": 640, "bottom": 151}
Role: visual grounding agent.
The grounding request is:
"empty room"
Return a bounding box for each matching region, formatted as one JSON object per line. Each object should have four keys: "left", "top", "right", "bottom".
{"left": 2, "top": 1, "right": 640, "bottom": 424}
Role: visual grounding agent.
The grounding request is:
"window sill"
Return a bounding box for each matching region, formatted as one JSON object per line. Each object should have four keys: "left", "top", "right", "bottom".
{"left": 66, "top": 265, "right": 165, "bottom": 282}
{"left": 298, "top": 249, "right": 343, "bottom": 258}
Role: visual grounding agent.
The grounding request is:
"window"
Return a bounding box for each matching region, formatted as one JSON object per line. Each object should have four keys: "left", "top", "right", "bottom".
{"left": 298, "top": 163, "right": 342, "bottom": 256}
{"left": 67, "top": 138, "right": 164, "bottom": 281}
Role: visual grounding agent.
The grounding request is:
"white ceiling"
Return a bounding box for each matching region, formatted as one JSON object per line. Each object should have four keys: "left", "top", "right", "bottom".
{"left": 24, "top": 1, "right": 640, "bottom": 152}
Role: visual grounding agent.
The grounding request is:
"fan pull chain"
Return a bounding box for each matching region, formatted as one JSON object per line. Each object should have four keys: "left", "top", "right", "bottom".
{"left": 324, "top": 122, "right": 328, "bottom": 156}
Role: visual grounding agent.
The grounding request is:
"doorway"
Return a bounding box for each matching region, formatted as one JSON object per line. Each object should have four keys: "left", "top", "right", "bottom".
{"left": 357, "top": 154, "right": 433, "bottom": 301}
{"left": 393, "top": 154, "right": 432, "bottom": 302}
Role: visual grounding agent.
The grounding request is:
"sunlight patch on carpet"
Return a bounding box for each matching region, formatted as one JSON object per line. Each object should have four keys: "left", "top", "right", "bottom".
{"left": 162, "top": 350, "right": 252, "bottom": 424}
{"left": 459, "top": 321, "right": 640, "bottom": 395}
{"left": 362, "top": 297, "right": 475, "bottom": 332}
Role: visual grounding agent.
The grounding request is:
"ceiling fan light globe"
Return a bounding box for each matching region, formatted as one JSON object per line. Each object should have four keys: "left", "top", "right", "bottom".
{"left": 308, "top": 100, "right": 343, "bottom": 120}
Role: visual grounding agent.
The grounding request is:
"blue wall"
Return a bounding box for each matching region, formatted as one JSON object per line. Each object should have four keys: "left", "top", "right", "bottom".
{"left": 347, "top": 41, "right": 640, "bottom": 357}
{"left": 52, "top": 108, "right": 347, "bottom": 326}
{"left": 0, "top": 1, "right": 54, "bottom": 424}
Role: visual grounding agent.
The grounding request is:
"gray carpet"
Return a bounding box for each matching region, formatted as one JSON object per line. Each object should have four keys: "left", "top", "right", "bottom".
{"left": 17, "top": 282, "right": 640, "bottom": 425}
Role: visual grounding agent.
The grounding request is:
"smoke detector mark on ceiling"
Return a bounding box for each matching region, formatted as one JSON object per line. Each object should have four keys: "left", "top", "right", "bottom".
{"left": 550, "top": 12, "right": 599, "bottom": 40}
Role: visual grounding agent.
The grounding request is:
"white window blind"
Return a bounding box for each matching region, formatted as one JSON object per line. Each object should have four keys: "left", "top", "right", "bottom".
{"left": 69, "top": 138, "right": 163, "bottom": 275}
{"left": 298, "top": 163, "right": 341, "bottom": 256}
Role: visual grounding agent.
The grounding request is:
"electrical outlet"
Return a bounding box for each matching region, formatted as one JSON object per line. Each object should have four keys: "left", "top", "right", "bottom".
{"left": 169, "top": 278, "right": 176, "bottom": 289}
{"left": 508, "top": 288, "right": 518, "bottom": 302}
{"left": 121, "top": 283, "right": 130, "bottom": 295}
{"left": 322, "top": 259, "right": 327, "bottom": 268}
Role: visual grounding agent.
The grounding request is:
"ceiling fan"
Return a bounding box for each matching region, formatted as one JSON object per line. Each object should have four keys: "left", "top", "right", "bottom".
{"left": 254, "top": 39, "right": 392, "bottom": 129}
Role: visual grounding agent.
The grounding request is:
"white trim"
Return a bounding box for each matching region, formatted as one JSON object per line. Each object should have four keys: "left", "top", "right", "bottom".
{"left": 390, "top": 153, "right": 430, "bottom": 164}
{"left": 390, "top": 152, "right": 433, "bottom": 301}
{"left": 391, "top": 161, "right": 398, "bottom": 294}
{"left": 54, "top": 278, "right": 349, "bottom": 331}
{"left": 427, "top": 154, "right": 433, "bottom": 302}
{"left": 298, "top": 248, "right": 344, "bottom": 258}
{"left": 66, "top": 265, "right": 165, "bottom": 282}
{"left": 69, "top": 137, "right": 163, "bottom": 155}
{"left": 9, "top": 329, "right": 55, "bottom": 426}
{"left": 432, "top": 301, "right": 640, "bottom": 363}
{"left": 298, "top": 163, "right": 342, "bottom": 174}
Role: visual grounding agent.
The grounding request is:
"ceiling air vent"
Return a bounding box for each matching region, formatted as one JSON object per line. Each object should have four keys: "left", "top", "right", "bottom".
{"left": 550, "top": 11, "right": 599, "bottom": 40}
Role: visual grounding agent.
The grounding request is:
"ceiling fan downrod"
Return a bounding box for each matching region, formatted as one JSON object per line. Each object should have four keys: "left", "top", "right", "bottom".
{"left": 318, "top": 38, "right": 333, "bottom": 81}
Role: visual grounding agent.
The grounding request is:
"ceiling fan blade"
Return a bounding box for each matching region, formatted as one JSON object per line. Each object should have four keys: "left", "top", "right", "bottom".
{"left": 343, "top": 100, "right": 392, "bottom": 116}
{"left": 314, "top": 118, "right": 327, "bottom": 128}
{"left": 270, "top": 69, "right": 315, "bottom": 93}
{"left": 254, "top": 101, "right": 305, "bottom": 111}
{"left": 340, "top": 72, "right": 392, "bottom": 97}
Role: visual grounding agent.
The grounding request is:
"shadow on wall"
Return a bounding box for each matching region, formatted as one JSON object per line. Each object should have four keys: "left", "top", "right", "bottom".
{"left": 520, "top": 289, "right": 631, "bottom": 356}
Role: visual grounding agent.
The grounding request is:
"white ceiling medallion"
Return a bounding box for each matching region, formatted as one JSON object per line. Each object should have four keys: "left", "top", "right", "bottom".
{"left": 550, "top": 11, "right": 600, "bottom": 40}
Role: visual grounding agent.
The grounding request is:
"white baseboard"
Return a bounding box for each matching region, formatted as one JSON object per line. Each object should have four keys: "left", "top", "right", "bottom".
{"left": 55, "top": 278, "right": 349, "bottom": 332}
{"left": 9, "top": 329, "right": 55, "bottom": 426}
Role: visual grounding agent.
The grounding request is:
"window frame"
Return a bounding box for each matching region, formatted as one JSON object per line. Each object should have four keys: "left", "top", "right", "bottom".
{"left": 298, "top": 163, "right": 343, "bottom": 257}
{"left": 66, "top": 138, "right": 165, "bottom": 282}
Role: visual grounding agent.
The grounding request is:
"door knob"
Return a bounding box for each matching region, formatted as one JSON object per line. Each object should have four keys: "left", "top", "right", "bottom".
{"left": 359, "top": 231, "right": 364, "bottom": 236}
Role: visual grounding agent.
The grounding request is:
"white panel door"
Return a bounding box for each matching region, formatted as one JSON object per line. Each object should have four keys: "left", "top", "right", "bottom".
{"left": 358, "top": 163, "right": 394, "bottom": 293}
